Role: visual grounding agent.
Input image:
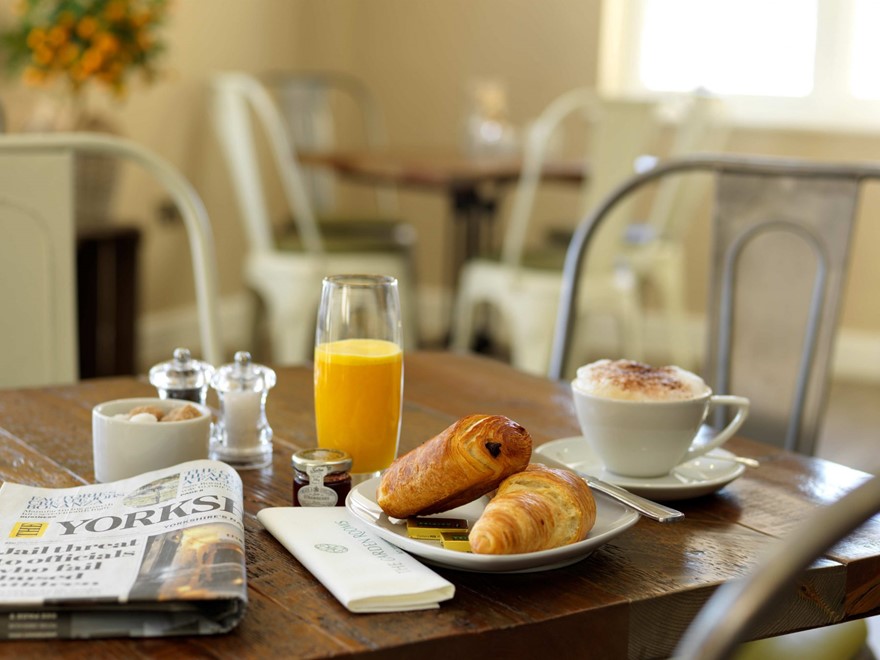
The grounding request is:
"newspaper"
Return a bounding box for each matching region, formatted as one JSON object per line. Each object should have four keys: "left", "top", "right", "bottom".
{"left": 0, "top": 459, "right": 247, "bottom": 640}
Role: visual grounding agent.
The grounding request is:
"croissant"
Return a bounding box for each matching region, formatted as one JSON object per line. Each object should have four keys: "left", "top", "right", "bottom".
{"left": 376, "top": 414, "right": 532, "bottom": 518}
{"left": 468, "top": 463, "right": 596, "bottom": 554}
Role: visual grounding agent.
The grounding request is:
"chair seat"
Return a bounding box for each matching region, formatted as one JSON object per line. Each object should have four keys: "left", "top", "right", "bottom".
{"left": 476, "top": 245, "right": 568, "bottom": 271}
{"left": 732, "top": 619, "right": 870, "bottom": 660}
{"left": 277, "top": 215, "right": 415, "bottom": 254}
{"left": 452, "top": 250, "right": 643, "bottom": 375}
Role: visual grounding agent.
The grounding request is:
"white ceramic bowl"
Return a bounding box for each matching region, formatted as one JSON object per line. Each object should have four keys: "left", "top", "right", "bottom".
{"left": 92, "top": 397, "right": 212, "bottom": 483}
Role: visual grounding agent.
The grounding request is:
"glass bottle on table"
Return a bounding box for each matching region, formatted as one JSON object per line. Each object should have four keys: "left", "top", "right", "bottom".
{"left": 314, "top": 274, "right": 403, "bottom": 483}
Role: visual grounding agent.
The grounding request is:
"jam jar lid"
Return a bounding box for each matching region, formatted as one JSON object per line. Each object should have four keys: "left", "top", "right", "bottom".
{"left": 149, "top": 347, "right": 215, "bottom": 392}
{"left": 292, "top": 448, "right": 353, "bottom": 474}
{"left": 211, "top": 351, "right": 276, "bottom": 394}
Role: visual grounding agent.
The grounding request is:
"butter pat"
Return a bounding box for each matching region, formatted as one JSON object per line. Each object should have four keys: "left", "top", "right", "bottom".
{"left": 406, "top": 517, "right": 468, "bottom": 541}
{"left": 440, "top": 531, "right": 472, "bottom": 552}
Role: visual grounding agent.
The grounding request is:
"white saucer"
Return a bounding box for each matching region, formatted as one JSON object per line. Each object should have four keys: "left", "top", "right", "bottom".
{"left": 534, "top": 434, "right": 746, "bottom": 501}
{"left": 345, "top": 477, "right": 639, "bottom": 573}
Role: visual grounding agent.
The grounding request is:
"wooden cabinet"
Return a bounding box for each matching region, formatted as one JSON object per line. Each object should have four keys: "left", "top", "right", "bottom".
{"left": 76, "top": 225, "right": 140, "bottom": 378}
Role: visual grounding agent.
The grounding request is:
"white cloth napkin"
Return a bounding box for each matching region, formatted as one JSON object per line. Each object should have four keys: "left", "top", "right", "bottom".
{"left": 257, "top": 507, "right": 455, "bottom": 613}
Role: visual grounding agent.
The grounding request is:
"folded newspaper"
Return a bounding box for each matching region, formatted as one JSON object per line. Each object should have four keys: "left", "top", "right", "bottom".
{"left": 0, "top": 459, "right": 247, "bottom": 640}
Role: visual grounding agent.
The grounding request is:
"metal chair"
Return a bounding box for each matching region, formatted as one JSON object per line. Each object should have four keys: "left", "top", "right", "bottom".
{"left": 551, "top": 155, "right": 880, "bottom": 455}
{"left": 551, "top": 154, "right": 880, "bottom": 658}
{"left": 261, "top": 70, "right": 400, "bottom": 219}
{"left": 451, "top": 89, "right": 659, "bottom": 375}
{"left": 452, "top": 91, "right": 725, "bottom": 376}
{"left": 210, "top": 72, "right": 417, "bottom": 364}
{"left": 613, "top": 93, "right": 728, "bottom": 370}
{"left": 674, "top": 474, "right": 880, "bottom": 659}
{"left": 0, "top": 132, "right": 223, "bottom": 388}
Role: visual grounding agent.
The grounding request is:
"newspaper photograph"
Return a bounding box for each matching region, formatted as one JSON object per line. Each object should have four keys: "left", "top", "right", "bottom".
{"left": 0, "top": 459, "right": 247, "bottom": 640}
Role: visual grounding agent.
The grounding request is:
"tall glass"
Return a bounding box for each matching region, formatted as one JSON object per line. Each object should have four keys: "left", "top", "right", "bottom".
{"left": 314, "top": 274, "right": 403, "bottom": 482}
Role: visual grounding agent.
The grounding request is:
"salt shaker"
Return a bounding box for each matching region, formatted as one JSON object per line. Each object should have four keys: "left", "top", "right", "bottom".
{"left": 149, "top": 347, "right": 214, "bottom": 405}
{"left": 210, "top": 351, "right": 276, "bottom": 469}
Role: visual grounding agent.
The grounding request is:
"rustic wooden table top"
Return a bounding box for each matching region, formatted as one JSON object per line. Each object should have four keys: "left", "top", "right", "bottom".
{"left": 0, "top": 351, "right": 877, "bottom": 658}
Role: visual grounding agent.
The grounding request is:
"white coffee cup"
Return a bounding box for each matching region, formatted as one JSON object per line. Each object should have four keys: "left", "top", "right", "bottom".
{"left": 571, "top": 360, "right": 749, "bottom": 478}
{"left": 92, "top": 398, "right": 212, "bottom": 483}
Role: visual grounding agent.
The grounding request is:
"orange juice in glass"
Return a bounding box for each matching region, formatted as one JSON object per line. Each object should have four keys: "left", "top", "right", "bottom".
{"left": 314, "top": 275, "right": 403, "bottom": 480}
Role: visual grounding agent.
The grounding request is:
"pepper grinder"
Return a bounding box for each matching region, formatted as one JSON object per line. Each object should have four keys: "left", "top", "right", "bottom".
{"left": 210, "top": 351, "right": 276, "bottom": 469}
{"left": 149, "top": 347, "right": 214, "bottom": 405}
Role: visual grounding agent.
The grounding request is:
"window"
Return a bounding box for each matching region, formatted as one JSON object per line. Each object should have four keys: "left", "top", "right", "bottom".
{"left": 599, "top": 0, "right": 880, "bottom": 131}
{"left": 851, "top": 0, "right": 880, "bottom": 99}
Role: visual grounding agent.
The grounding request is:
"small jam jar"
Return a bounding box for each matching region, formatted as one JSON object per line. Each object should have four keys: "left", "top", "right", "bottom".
{"left": 292, "top": 448, "right": 353, "bottom": 507}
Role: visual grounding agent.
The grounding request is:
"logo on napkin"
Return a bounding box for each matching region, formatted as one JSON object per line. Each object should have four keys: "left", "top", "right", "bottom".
{"left": 315, "top": 543, "right": 348, "bottom": 554}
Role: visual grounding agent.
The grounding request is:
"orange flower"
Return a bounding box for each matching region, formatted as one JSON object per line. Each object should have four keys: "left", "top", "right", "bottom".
{"left": 47, "top": 25, "right": 69, "bottom": 48}
{"left": 25, "top": 27, "right": 46, "bottom": 50}
{"left": 58, "top": 11, "right": 76, "bottom": 29}
{"left": 76, "top": 16, "right": 99, "bottom": 40}
{"left": 32, "top": 44, "right": 54, "bottom": 66}
{"left": 59, "top": 42, "right": 81, "bottom": 66}
{"left": 104, "top": 1, "right": 126, "bottom": 22}
{"left": 94, "top": 32, "right": 120, "bottom": 55}
{"left": 4, "top": 0, "right": 169, "bottom": 98}
{"left": 80, "top": 47, "right": 104, "bottom": 74}
{"left": 131, "top": 11, "right": 151, "bottom": 28}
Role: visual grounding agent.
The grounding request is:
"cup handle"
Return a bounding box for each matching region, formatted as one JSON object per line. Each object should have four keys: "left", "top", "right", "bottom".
{"left": 682, "top": 395, "right": 750, "bottom": 463}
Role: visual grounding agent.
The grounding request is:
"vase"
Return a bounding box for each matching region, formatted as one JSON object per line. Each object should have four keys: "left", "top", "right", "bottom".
{"left": 22, "top": 96, "right": 121, "bottom": 230}
{"left": 72, "top": 112, "right": 120, "bottom": 229}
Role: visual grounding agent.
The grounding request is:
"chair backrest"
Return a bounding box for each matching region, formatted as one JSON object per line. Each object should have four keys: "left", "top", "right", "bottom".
{"left": 501, "top": 89, "right": 658, "bottom": 272}
{"left": 262, "top": 70, "right": 399, "bottom": 218}
{"left": 549, "top": 155, "right": 880, "bottom": 454}
{"left": 674, "top": 474, "right": 880, "bottom": 659}
{"left": 0, "top": 147, "right": 77, "bottom": 386}
{"left": 500, "top": 87, "right": 600, "bottom": 269}
{"left": 0, "top": 133, "right": 223, "bottom": 387}
{"left": 211, "top": 71, "right": 324, "bottom": 255}
{"left": 642, "top": 93, "right": 729, "bottom": 242}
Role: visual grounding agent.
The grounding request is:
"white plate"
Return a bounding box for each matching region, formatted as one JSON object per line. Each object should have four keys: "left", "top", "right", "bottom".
{"left": 345, "top": 477, "right": 639, "bottom": 573}
{"left": 534, "top": 432, "right": 746, "bottom": 501}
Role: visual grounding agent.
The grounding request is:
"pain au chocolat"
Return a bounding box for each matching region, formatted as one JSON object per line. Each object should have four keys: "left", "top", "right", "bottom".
{"left": 376, "top": 414, "right": 532, "bottom": 518}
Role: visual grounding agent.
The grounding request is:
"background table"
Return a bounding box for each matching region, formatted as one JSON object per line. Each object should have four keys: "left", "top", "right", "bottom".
{"left": 0, "top": 351, "right": 877, "bottom": 658}
{"left": 299, "top": 148, "right": 587, "bottom": 282}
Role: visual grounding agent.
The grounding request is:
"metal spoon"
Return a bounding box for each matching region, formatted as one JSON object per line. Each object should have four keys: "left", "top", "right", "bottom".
{"left": 534, "top": 454, "right": 685, "bottom": 523}
{"left": 726, "top": 455, "right": 760, "bottom": 469}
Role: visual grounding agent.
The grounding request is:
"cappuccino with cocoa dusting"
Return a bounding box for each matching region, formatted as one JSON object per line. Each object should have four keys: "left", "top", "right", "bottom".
{"left": 574, "top": 359, "right": 709, "bottom": 402}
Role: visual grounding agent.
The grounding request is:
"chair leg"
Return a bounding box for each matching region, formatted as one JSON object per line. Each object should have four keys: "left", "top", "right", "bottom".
{"left": 506, "top": 294, "right": 557, "bottom": 376}
{"left": 396, "top": 278, "right": 421, "bottom": 350}
{"left": 615, "top": 281, "right": 645, "bottom": 362}
{"left": 266, "top": 306, "right": 314, "bottom": 365}
{"left": 450, "top": 272, "right": 478, "bottom": 352}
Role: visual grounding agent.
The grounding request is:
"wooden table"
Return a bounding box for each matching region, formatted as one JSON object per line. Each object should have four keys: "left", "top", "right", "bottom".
{"left": 1, "top": 351, "right": 878, "bottom": 658}
{"left": 299, "top": 149, "right": 587, "bottom": 282}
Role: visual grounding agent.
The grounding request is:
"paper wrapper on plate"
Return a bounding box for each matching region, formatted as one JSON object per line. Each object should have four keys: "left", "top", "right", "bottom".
{"left": 257, "top": 507, "right": 455, "bottom": 613}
